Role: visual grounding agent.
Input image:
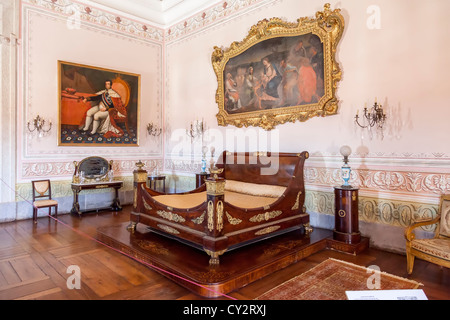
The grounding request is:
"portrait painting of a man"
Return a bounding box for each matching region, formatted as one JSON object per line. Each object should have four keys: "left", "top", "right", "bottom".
{"left": 58, "top": 61, "right": 140, "bottom": 146}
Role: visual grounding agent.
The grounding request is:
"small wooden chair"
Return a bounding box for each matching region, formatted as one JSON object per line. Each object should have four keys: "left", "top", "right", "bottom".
{"left": 405, "top": 194, "right": 450, "bottom": 274}
{"left": 31, "top": 180, "right": 58, "bottom": 223}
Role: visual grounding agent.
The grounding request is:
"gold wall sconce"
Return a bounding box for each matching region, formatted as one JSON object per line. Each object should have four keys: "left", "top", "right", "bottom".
{"left": 146, "top": 122, "right": 162, "bottom": 136}
{"left": 27, "top": 115, "right": 52, "bottom": 137}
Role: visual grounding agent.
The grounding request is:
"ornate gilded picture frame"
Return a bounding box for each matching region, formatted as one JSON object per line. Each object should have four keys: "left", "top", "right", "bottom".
{"left": 212, "top": 4, "right": 344, "bottom": 130}
{"left": 58, "top": 61, "right": 140, "bottom": 146}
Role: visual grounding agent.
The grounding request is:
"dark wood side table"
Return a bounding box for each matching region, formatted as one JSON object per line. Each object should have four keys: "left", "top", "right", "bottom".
{"left": 333, "top": 186, "right": 361, "bottom": 244}
{"left": 327, "top": 186, "right": 369, "bottom": 255}
{"left": 148, "top": 175, "right": 166, "bottom": 192}
{"left": 70, "top": 181, "right": 123, "bottom": 216}
{"left": 195, "top": 172, "right": 209, "bottom": 188}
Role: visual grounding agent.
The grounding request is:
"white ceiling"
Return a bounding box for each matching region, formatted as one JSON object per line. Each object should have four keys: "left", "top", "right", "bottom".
{"left": 85, "top": 0, "right": 224, "bottom": 27}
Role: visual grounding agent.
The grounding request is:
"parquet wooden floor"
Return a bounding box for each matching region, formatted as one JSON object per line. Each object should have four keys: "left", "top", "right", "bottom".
{"left": 0, "top": 206, "right": 448, "bottom": 300}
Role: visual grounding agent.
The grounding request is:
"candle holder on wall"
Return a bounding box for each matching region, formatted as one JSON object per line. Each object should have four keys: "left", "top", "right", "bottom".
{"left": 146, "top": 122, "right": 162, "bottom": 136}
{"left": 186, "top": 119, "right": 206, "bottom": 143}
{"left": 187, "top": 119, "right": 209, "bottom": 174}
{"left": 354, "top": 98, "right": 387, "bottom": 139}
{"left": 27, "top": 115, "right": 52, "bottom": 137}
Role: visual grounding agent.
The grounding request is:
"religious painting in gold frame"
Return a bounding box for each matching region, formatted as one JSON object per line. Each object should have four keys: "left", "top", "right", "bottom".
{"left": 212, "top": 4, "right": 344, "bottom": 130}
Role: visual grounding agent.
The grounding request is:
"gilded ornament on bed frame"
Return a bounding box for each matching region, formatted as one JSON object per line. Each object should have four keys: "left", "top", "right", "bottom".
{"left": 211, "top": 3, "right": 344, "bottom": 130}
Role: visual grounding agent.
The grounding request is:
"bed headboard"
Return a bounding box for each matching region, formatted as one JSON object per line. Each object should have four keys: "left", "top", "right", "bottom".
{"left": 215, "top": 151, "right": 308, "bottom": 187}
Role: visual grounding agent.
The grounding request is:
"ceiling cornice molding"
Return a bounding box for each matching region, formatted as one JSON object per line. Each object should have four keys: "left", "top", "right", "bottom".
{"left": 21, "top": 0, "right": 270, "bottom": 42}
{"left": 84, "top": 0, "right": 224, "bottom": 27}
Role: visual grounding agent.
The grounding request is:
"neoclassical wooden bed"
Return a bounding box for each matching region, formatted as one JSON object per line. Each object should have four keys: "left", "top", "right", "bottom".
{"left": 128, "top": 151, "right": 311, "bottom": 264}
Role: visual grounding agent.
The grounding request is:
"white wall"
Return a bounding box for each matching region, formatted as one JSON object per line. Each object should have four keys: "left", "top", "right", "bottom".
{"left": 164, "top": 0, "right": 450, "bottom": 252}
{"left": 0, "top": 0, "right": 166, "bottom": 221}
{"left": 0, "top": 0, "right": 18, "bottom": 204}
{"left": 165, "top": 0, "right": 450, "bottom": 157}
{"left": 18, "top": 4, "right": 164, "bottom": 182}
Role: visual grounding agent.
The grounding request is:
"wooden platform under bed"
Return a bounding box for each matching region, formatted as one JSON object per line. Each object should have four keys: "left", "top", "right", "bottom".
{"left": 96, "top": 222, "right": 361, "bottom": 298}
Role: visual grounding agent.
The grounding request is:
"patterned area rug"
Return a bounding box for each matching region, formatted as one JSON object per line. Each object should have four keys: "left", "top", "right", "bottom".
{"left": 256, "top": 258, "right": 422, "bottom": 300}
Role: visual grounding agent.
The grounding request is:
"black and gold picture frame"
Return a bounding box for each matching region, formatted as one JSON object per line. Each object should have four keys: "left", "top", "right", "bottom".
{"left": 58, "top": 61, "right": 140, "bottom": 146}
{"left": 212, "top": 4, "right": 344, "bottom": 130}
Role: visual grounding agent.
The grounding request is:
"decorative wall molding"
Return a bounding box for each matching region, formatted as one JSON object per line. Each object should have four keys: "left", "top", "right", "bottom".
{"left": 0, "top": 1, "right": 19, "bottom": 203}
{"left": 14, "top": 171, "right": 439, "bottom": 232}
{"left": 164, "top": 158, "right": 202, "bottom": 175}
{"left": 0, "top": 33, "right": 20, "bottom": 46}
{"left": 16, "top": 175, "right": 134, "bottom": 201}
{"left": 164, "top": 0, "right": 272, "bottom": 42}
{"left": 304, "top": 189, "right": 438, "bottom": 232}
{"left": 304, "top": 166, "right": 450, "bottom": 196}
{"left": 20, "top": 159, "right": 163, "bottom": 180}
{"left": 162, "top": 157, "right": 450, "bottom": 195}
{"left": 307, "top": 151, "right": 450, "bottom": 160}
{"left": 24, "top": 0, "right": 164, "bottom": 42}
{"left": 23, "top": 0, "right": 280, "bottom": 44}
{"left": 20, "top": 154, "right": 450, "bottom": 203}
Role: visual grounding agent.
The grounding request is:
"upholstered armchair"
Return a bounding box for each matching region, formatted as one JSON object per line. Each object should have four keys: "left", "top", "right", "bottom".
{"left": 405, "top": 194, "right": 450, "bottom": 274}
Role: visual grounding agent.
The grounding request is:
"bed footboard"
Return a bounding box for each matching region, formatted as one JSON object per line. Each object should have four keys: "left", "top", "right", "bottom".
{"left": 127, "top": 163, "right": 231, "bottom": 265}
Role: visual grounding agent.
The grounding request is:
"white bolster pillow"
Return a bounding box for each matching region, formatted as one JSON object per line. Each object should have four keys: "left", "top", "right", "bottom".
{"left": 224, "top": 180, "right": 286, "bottom": 198}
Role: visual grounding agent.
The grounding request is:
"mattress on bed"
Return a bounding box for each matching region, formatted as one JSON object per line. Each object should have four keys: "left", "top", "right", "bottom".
{"left": 152, "top": 190, "right": 279, "bottom": 209}
{"left": 152, "top": 180, "right": 286, "bottom": 209}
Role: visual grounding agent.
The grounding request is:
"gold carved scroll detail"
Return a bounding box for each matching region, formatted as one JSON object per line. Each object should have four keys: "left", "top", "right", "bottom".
{"left": 143, "top": 198, "right": 152, "bottom": 211}
{"left": 226, "top": 212, "right": 242, "bottom": 225}
{"left": 291, "top": 191, "right": 303, "bottom": 210}
{"left": 207, "top": 200, "right": 214, "bottom": 232}
{"left": 249, "top": 210, "right": 282, "bottom": 222}
{"left": 156, "top": 210, "right": 186, "bottom": 223}
{"left": 216, "top": 200, "right": 224, "bottom": 232}
{"left": 191, "top": 212, "right": 206, "bottom": 225}
{"left": 255, "top": 225, "right": 281, "bottom": 236}
{"left": 206, "top": 179, "right": 225, "bottom": 196}
{"left": 157, "top": 224, "right": 180, "bottom": 235}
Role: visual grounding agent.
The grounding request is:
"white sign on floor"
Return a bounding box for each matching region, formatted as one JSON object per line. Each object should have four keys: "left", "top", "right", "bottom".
{"left": 346, "top": 289, "right": 428, "bottom": 300}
